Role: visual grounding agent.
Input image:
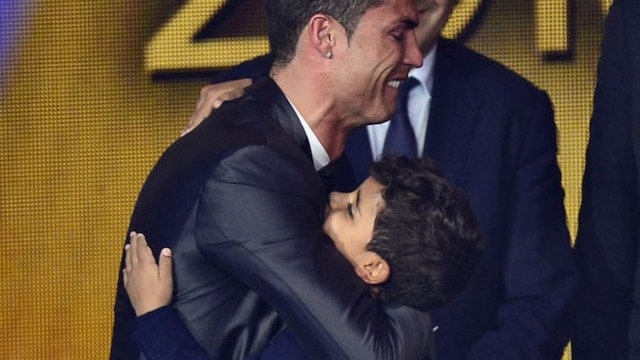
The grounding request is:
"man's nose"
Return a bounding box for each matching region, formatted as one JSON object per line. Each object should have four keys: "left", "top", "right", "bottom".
{"left": 405, "top": 30, "right": 423, "bottom": 68}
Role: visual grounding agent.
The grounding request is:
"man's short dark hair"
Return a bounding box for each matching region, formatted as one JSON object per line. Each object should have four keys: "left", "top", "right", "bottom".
{"left": 367, "top": 155, "right": 484, "bottom": 312}
{"left": 266, "top": 0, "right": 384, "bottom": 67}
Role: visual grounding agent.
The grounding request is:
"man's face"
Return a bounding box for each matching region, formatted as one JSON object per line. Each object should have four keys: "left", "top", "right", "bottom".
{"left": 323, "top": 177, "right": 385, "bottom": 266}
{"left": 414, "top": 0, "right": 459, "bottom": 54}
{"left": 333, "top": 0, "right": 423, "bottom": 126}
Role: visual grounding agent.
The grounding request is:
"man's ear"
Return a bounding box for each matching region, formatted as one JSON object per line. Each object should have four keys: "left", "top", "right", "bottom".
{"left": 355, "top": 253, "right": 390, "bottom": 285}
{"left": 307, "top": 14, "right": 337, "bottom": 58}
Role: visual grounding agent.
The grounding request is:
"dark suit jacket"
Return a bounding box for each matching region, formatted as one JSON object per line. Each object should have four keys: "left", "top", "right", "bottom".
{"left": 573, "top": 0, "right": 640, "bottom": 358}
{"left": 110, "top": 77, "right": 433, "bottom": 360}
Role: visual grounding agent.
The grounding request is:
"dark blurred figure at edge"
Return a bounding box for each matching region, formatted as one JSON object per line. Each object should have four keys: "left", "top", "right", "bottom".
{"left": 573, "top": 0, "right": 640, "bottom": 358}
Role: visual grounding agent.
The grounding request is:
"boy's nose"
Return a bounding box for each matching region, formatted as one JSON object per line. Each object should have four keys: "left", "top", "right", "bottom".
{"left": 329, "top": 191, "right": 348, "bottom": 210}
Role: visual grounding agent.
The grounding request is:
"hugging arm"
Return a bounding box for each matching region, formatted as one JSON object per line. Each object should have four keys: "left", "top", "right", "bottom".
{"left": 194, "top": 146, "right": 432, "bottom": 360}
{"left": 123, "top": 232, "right": 306, "bottom": 360}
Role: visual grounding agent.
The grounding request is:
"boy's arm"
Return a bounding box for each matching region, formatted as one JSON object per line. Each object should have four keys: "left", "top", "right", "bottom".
{"left": 194, "top": 146, "right": 433, "bottom": 359}
{"left": 122, "top": 148, "right": 433, "bottom": 359}
{"left": 133, "top": 307, "right": 306, "bottom": 360}
{"left": 124, "top": 233, "right": 306, "bottom": 360}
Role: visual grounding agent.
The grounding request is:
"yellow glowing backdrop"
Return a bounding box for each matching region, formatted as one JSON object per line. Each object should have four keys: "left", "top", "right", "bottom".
{"left": 0, "top": 0, "right": 610, "bottom": 358}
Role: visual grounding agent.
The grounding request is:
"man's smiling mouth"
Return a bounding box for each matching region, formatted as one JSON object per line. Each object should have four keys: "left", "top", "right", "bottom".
{"left": 387, "top": 80, "right": 401, "bottom": 88}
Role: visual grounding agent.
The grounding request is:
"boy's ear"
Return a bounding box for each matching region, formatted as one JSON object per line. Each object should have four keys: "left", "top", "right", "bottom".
{"left": 355, "top": 253, "right": 390, "bottom": 285}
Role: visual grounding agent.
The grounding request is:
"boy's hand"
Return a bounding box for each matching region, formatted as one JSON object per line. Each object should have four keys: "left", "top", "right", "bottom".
{"left": 182, "top": 78, "right": 253, "bottom": 136}
{"left": 123, "top": 232, "right": 173, "bottom": 316}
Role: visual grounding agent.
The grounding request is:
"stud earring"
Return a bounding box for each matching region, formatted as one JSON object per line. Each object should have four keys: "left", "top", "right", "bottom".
{"left": 324, "top": 51, "right": 332, "bottom": 59}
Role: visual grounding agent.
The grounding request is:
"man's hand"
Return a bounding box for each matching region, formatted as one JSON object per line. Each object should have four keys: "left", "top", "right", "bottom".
{"left": 123, "top": 232, "right": 173, "bottom": 316}
{"left": 182, "top": 78, "right": 253, "bottom": 136}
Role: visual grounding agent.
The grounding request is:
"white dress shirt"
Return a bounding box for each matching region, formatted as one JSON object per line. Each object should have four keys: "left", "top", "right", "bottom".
{"left": 367, "top": 44, "right": 437, "bottom": 159}
{"left": 286, "top": 98, "right": 331, "bottom": 171}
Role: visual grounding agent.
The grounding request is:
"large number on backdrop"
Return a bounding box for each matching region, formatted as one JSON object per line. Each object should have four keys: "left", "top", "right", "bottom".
{"left": 145, "top": 0, "right": 614, "bottom": 73}
{"left": 145, "top": 0, "right": 484, "bottom": 73}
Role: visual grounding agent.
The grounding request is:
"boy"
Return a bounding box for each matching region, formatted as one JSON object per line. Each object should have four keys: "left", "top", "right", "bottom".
{"left": 124, "top": 156, "right": 483, "bottom": 358}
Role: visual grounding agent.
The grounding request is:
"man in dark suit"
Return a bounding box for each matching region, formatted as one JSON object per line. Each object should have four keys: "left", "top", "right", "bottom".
{"left": 573, "top": 0, "right": 640, "bottom": 358}
{"left": 185, "top": 0, "right": 577, "bottom": 358}
{"left": 110, "top": 0, "right": 433, "bottom": 359}
{"left": 404, "top": 37, "right": 574, "bottom": 360}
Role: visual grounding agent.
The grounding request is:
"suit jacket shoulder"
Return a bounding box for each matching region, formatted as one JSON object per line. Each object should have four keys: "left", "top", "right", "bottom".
{"left": 436, "top": 38, "right": 547, "bottom": 103}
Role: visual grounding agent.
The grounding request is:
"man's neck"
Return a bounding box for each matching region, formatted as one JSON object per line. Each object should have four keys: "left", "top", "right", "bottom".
{"left": 272, "top": 62, "right": 351, "bottom": 161}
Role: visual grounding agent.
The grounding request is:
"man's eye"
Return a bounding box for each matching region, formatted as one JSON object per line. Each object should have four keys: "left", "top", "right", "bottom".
{"left": 391, "top": 33, "right": 404, "bottom": 41}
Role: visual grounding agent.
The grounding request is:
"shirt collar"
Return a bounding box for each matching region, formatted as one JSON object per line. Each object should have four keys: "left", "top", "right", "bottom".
{"left": 409, "top": 43, "right": 437, "bottom": 94}
{"left": 286, "top": 97, "right": 331, "bottom": 171}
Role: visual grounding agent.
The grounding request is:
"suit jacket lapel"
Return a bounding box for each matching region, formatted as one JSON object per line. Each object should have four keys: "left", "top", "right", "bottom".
{"left": 249, "top": 77, "right": 314, "bottom": 163}
{"left": 424, "top": 38, "right": 481, "bottom": 186}
{"left": 248, "top": 77, "right": 329, "bottom": 209}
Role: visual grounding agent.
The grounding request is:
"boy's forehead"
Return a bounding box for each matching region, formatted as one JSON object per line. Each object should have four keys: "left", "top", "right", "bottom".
{"left": 361, "top": 177, "right": 386, "bottom": 211}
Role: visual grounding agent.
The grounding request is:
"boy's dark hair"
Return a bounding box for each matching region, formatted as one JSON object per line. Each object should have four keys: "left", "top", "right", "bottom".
{"left": 367, "top": 155, "right": 484, "bottom": 312}
{"left": 266, "top": 0, "right": 384, "bottom": 68}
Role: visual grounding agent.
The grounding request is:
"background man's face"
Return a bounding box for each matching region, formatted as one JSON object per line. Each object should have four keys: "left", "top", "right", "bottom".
{"left": 414, "top": 0, "right": 459, "bottom": 54}
{"left": 332, "top": 0, "right": 423, "bottom": 126}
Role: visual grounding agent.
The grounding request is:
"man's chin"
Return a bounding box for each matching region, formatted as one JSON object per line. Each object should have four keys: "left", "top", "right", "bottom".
{"left": 353, "top": 100, "right": 395, "bottom": 126}
{"left": 374, "top": 105, "right": 396, "bottom": 124}
{"left": 371, "top": 117, "right": 392, "bottom": 126}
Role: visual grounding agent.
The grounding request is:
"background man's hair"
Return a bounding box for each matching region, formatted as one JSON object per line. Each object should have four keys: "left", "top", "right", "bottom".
{"left": 368, "top": 155, "right": 484, "bottom": 312}
{"left": 266, "top": 0, "right": 384, "bottom": 68}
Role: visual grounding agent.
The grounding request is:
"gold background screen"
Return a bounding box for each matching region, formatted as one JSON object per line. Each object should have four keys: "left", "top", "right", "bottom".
{"left": 0, "top": 0, "right": 610, "bottom": 358}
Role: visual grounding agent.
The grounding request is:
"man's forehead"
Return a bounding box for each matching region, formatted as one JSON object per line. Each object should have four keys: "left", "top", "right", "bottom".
{"left": 365, "top": 0, "right": 419, "bottom": 26}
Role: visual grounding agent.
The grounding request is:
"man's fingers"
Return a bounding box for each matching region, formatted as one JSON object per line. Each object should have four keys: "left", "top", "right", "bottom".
{"left": 129, "top": 231, "right": 138, "bottom": 266}
{"left": 135, "top": 233, "right": 156, "bottom": 264}
{"left": 230, "top": 78, "right": 252, "bottom": 90}
{"left": 136, "top": 232, "right": 148, "bottom": 247}
{"left": 185, "top": 90, "right": 221, "bottom": 134}
{"left": 158, "top": 248, "right": 173, "bottom": 287}
{"left": 215, "top": 88, "right": 247, "bottom": 107}
{"left": 210, "top": 78, "right": 252, "bottom": 95}
{"left": 124, "top": 243, "right": 132, "bottom": 273}
{"left": 195, "top": 88, "right": 207, "bottom": 110}
{"left": 181, "top": 78, "right": 253, "bottom": 137}
{"left": 183, "top": 107, "right": 212, "bottom": 136}
{"left": 212, "top": 78, "right": 252, "bottom": 108}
